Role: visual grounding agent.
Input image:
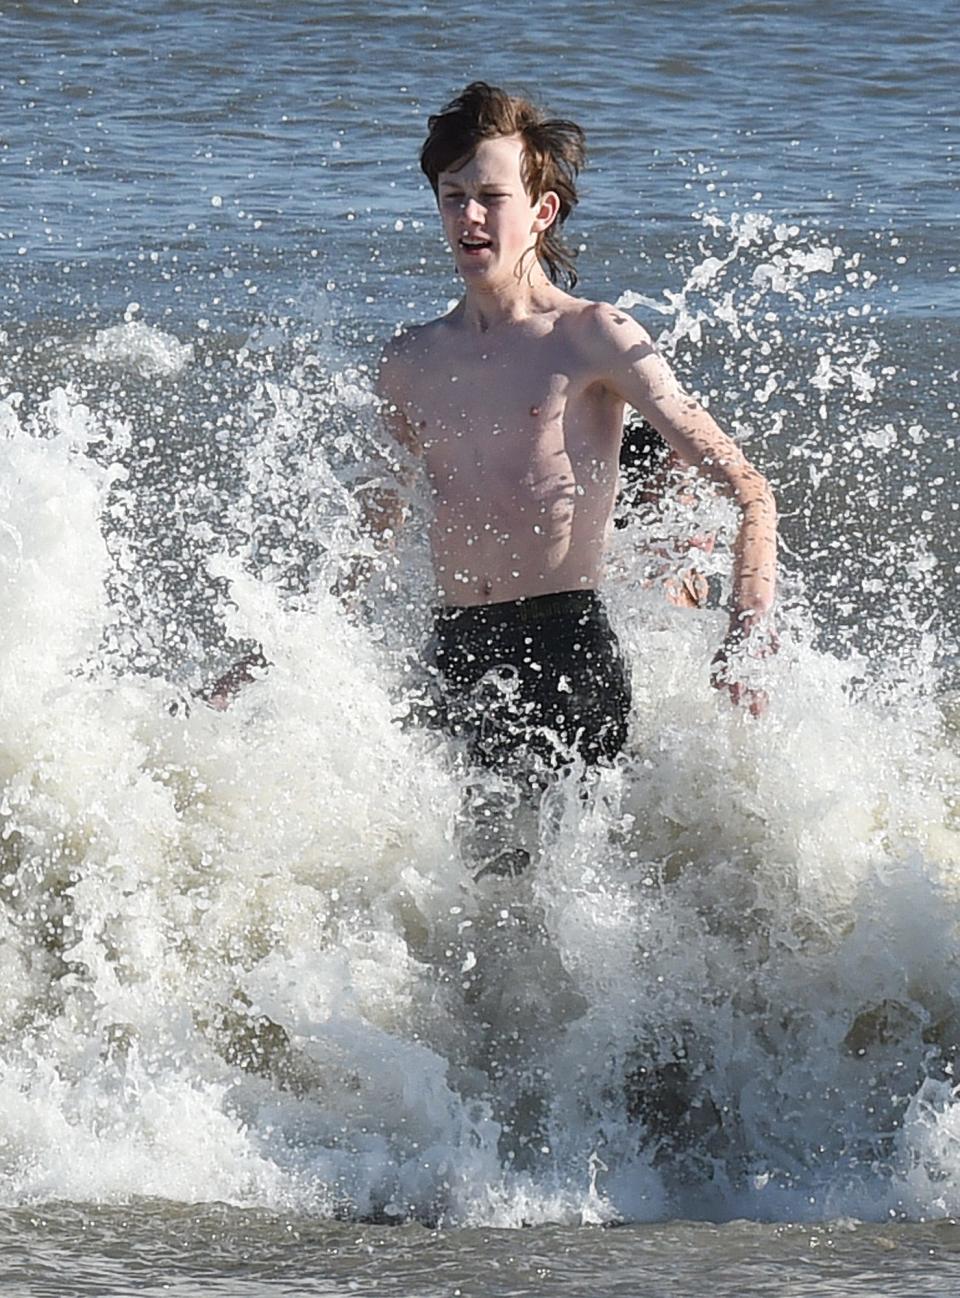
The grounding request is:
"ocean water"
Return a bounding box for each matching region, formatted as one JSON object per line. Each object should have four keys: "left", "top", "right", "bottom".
{"left": 2, "top": 1, "right": 959, "bottom": 1294}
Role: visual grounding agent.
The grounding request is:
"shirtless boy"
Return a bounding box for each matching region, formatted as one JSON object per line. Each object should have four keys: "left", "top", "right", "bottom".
{"left": 373, "top": 82, "right": 777, "bottom": 770}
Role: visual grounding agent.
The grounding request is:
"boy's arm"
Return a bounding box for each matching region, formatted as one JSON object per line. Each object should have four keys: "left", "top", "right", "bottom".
{"left": 357, "top": 342, "right": 423, "bottom": 551}
{"left": 587, "top": 304, "right": 778, "bottom": 711}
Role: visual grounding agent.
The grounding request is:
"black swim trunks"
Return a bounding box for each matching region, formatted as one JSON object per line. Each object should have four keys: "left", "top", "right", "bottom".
{"left": 426, "top": 590, "right": 631, "bottom": 771}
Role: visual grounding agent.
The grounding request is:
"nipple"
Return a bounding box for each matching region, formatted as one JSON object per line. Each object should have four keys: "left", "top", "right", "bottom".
{"left": 529, "top": 405, "right": 541, "bottom": 417}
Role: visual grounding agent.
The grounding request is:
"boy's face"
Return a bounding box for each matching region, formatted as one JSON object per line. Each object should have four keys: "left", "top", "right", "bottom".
{"left": 436, "top": 135, "right": 554, "bottom": 286}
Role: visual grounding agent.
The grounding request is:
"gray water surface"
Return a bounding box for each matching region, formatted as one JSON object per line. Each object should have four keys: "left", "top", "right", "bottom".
{"left": 12, "top": 1204, "right": 960, "bottom": 1297}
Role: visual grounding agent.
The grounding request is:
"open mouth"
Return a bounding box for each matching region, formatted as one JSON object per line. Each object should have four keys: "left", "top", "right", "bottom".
{"left": 459, "top": 236, "right": 492, "bottom": 252}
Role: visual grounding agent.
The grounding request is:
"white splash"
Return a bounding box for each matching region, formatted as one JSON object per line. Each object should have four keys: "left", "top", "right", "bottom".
{"left": 80, "top": 317, "right": 194, "bottom": 378}
{"left": 0, "top": 217, "right": 958, "bottom": 1227}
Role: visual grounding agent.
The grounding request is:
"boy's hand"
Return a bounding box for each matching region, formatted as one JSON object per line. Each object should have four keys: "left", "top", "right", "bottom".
{"left": 665, "top": 568, "right": 710, "bottom": 609}
{"left": 710, "top": 617, "right": 779, "bottom": 718}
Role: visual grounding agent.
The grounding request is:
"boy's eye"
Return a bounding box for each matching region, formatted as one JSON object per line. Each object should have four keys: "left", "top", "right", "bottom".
{"left": 440, "top": 192, "right": 508, "bottom": 203}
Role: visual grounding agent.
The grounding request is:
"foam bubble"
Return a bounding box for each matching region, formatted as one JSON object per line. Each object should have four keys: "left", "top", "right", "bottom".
{"left": 80, "top": 319, "right": 194, "bottom": 378}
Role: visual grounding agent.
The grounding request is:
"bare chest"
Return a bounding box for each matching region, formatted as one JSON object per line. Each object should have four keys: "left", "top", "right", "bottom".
{"left": 407, "top": 345, "right": 616, "bottom": 498}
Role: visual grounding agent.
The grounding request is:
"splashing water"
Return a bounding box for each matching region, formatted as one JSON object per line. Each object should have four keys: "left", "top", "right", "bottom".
{"left": 1, "top": 212, "right": 958, "bottom": 1228}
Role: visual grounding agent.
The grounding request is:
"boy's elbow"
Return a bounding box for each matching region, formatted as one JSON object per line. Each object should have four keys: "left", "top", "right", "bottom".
{"left": 737, "top": 469, "right": 776, "bottom": 517}
{"left": 756, "top": 476, "right": 777, "bottom": 515}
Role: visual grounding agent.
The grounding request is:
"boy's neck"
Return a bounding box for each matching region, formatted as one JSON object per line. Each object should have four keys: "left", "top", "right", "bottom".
{"left": 458, "top": 262, "right": 566, "bottom": 332}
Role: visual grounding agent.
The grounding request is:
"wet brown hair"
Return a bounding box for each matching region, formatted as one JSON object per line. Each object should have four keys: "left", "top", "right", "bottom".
{"left": 420, "top": 81, "right": 587, "bottom": 288}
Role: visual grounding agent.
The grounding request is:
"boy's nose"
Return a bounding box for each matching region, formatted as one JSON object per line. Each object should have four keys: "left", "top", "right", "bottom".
{"left": 463, "top": 197, "right": 486, "bottom": 221}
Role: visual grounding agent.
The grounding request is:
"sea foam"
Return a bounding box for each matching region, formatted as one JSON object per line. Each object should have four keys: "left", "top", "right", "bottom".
{"left": 1, "top": 219, "right": 958, "bottom": 1225}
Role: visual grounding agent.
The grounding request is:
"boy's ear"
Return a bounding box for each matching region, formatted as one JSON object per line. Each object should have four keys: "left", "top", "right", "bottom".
{"left": 532, "top": 191, "right": 561, "bottom": 233}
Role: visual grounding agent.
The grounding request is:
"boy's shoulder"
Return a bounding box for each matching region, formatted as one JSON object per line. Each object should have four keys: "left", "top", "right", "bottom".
{"left": 379, "top": 315, "right": 452, "bottom": 385}
{"left": 526, "top": 293, "right": 657, "bottom": 355}
{"left": 540, "top": 298, "right": 658, "bottom": 380}
{"left": 575, "top": 297, "right": 656, "bottom": 344}
{"left": 378, "top": 321, "right": 439, "bottom": 403}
